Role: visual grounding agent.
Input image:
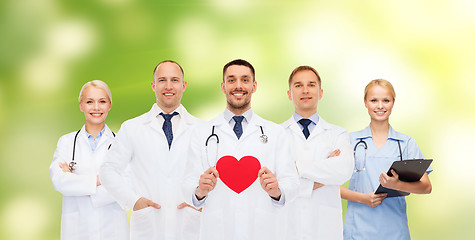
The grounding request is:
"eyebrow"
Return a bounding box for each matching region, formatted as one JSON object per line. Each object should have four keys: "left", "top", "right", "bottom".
{"left": 86, "top": 97, "right": 107, "bottom": 100}
{"left": 293, "top": 80, "right": 317, "bottom": 85}
{"left": 226, "top": 75, "right": 250, "bottom": 79}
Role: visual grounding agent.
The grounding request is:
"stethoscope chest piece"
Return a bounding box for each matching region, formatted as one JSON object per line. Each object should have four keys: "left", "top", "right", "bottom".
{"left": 69, "top": 161, "right": 77, "bottom": 171}
{"left": 259, "top": 126, "right": 268, "bottom": 143}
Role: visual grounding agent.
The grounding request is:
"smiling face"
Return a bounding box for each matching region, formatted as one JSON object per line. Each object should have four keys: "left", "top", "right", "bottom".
{"left": 364, "top": 85, "right": 395, "bottom": 123}
{"left": 288, "top": 70, "right": 323, "bottom": 118}
{"left": 79, "top": 86, "right": 112, "bottom": 127}
{"left": 152, "top": 61, "right": 187, "bottom": 113}
{"left": 221, "top": 64, "right": 257, "bottom": 115}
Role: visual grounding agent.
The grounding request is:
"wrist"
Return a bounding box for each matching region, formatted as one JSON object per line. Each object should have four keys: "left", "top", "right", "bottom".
{"left": 270, "top": 188, "right": 282, "bottom": 200}
{"left": 357, "top": 192, "right": 367, "bottom": 204}
{"left": 195, "top": 187, "right": 206, "bottom": 200}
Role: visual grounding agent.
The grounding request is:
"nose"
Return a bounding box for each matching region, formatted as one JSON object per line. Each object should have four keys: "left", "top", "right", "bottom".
{"left": 93, "top": 101, "right": 100, "bottom": 110}
{"left": 165, "top": 80, "right": 173, "bottom": 90}
{"left": 377, "top": 101, "right": 383, "bottom": 108}
{"left": 235, "top": 79, "right": 243, "bottom": 89}
{"left": 302, "top": 85, "right": 309, "bottom": 93}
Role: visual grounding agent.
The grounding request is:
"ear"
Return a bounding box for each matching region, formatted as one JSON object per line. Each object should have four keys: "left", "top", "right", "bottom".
{"left": 151, "top": 80, "right": 156, "bottom": 92}
{"left": 221, "top": 81, "right": 226, "bottom": 94}
{"left": 182, "top": 81, "right": 187, "bottom": 92}
{"left": 252, "top": 80, "right": 257, "bottom": 93}
{"left": 364, "top": 99, "right": 369, "bottom": 109}
{"left": 318, "top": 88, "right": 323, "bottom": 101}
{"left": 79, "top": 102, "right": 84, "bottom": 113}
{"left": 287, "top": 89, "right": 292, "bottom": 101}
{"left": 106, "top": 101, "right": 112, "bottom": 111}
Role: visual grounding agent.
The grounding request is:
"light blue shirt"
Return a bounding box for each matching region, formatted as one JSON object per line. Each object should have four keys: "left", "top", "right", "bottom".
{"left": 223, "top": 108, "right": 253, "bottom": 133}
{"left": 292, "top": 112, "right": 319, "bottom": 136}
{"left": 343, "top": 125, "right": 433, "bottom": 240}
{"left": 85, "top": 127, "right": 105, "bottom": 152}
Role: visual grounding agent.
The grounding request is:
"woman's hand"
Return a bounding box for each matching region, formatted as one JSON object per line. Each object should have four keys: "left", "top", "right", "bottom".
{"left": 361, "top": 192, "right": 387, "bottom": 207}
{"left": 59, "top": 162, "right": 72, "bottom": 173}
{"left": 379, "top": 170, "right": 400, "bottom": 189}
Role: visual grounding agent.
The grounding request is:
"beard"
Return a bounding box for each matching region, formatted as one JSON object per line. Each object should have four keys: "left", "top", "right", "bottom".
{"left": 227, "top": 98, "right": 251, "bottom": 110}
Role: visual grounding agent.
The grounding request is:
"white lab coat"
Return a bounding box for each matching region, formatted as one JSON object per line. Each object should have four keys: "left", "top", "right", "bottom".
{"left": 185, "top": 111, "right": 299, "bottom": 240}
{"left": 280, "top": 116, "right": 354, "bottom": 240}
{"left": 100, "top": 104, "right": 202, "bottom": 240}
{"left": 50, "top": 124, "right": 129, "bottom": 240}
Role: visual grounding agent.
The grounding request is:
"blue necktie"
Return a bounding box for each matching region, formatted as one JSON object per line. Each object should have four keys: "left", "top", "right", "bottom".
{"left": 160, "top": 112, "right": 178, "bottom": 149}
{"left": 233, "top": 116, "right": 244, "bottom": 139}
{"left": 298, "top": 118, "right": 312, "bottom": 139}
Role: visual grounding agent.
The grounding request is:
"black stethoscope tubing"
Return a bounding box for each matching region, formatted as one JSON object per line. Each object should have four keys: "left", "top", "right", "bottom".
{"left": 204, "top": 125, "right": 268, "bottom": 167}
{"left": 353, "top": 138, "right": 402, "bottom": 172}
{"left": 69, "top": 128, "right": 115, "bottom": 171}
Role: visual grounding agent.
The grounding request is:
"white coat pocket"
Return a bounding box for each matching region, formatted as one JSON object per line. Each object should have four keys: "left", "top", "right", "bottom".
{"left": 180, "top": 206, "right": 201, "bottom": 239}
{"left": 201, "top": 209, "right": 224, "bottom": 239}
{"left": 130, "top": 207, "right": 156, "bottom": 239}
{"left": 315, "top": 205, "right": 343, "bottom": 240}
{"left": 61, "top": 211, "right": 80, "bottom": 239}
{"left": 253, "top": 208, "right": 277, "bottom": 239}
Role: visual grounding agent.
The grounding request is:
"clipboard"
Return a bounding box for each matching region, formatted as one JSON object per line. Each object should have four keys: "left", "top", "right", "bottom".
{"left": 374, "top": 159, "right": 432, "bottom": 198}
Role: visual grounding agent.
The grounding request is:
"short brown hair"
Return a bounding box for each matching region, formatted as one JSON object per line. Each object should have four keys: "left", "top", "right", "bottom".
{"left": 223, "top": 59, "right": 255, "bottom": 81}
{"left": 288, "top": 66, "right": 321, "bottom": 87}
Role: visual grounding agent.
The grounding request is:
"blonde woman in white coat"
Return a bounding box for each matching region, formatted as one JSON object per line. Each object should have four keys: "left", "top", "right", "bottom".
{"left": 280, "top": 66, "right": 354, "bottom": 240}
{"left": 50, "top": 80, "right": 129, "bottom": 240}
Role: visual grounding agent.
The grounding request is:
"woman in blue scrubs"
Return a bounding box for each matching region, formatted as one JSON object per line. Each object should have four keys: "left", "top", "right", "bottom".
{"left": 340, "top": 79, "right": 432, "bottom": 240}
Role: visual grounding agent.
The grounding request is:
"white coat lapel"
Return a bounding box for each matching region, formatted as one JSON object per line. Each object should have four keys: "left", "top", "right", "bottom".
{"left": 239, "top": 118, "right": 260, "bottom": 141}
{"left": 95, "top": 124, "right": 113, "bottom": 150}
{"left": 149, "top": 115, "right": 165, "bottom": 137}
{"left": 212, "top": 113, "right": 237, "bottom": 140}
{"left": 307, "top": 116, "right": 329, "bottom": 141}
{"left": 283, "top": 117, "right": 307, "bottom": 141}
{"left": 174, "top": 107, "right": 192, "bottom": 140}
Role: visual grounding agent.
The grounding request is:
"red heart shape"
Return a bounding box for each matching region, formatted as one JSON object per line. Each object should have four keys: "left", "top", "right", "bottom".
{"left": 216, "top": 155, "right": 261, "bottom": 194}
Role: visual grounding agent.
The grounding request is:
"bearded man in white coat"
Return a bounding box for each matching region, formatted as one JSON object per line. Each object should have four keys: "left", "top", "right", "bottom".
{"left": 100, "top": 60, "right": 202, "bottom": 240}
{"left": 184, "top": 59, "right": 299, "bottom": 240}
{"left": 280, "top": 65, "right": 354, "bottom": 240}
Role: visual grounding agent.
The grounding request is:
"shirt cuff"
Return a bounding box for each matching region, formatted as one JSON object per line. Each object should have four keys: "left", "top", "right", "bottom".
{"left": 192, "top": 193, "right": 207, "bottom": 208}
{"left": 298, "top": 178, "right": 314, "bottom": 198}
{"left": 271, "top": 191, "right": 286, "bottom": 206}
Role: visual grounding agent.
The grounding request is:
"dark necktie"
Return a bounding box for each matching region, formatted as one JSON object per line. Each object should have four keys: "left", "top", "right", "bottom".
{"left": 298, "top": 118, "right": 312, "bottom": 139}
{"left": 233, "top": 116, "right": 244, "bottom": 139}
{"left": 160, "top": 112, "right": 178, "bottom": 149}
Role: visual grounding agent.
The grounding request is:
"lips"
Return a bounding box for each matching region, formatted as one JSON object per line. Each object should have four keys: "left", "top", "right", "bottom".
{"left": 231, "top": 91, "right": 247, "bottom": 98}
{"left": 90, "top": 113, "right": 103, "bottom": 118}
{"left": 300, "top": 97, "right": 312, "bottom": 101}
{"left": 163, "top": 92, "right": 175, "bottom": 97}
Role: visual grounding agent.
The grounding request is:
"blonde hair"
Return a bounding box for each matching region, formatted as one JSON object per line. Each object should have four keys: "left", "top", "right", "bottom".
{"left": 78, "top": 80, "right": 112, "bottom": 104}
{"left": 364, "top": 79, "right": 396, "bottom": 101}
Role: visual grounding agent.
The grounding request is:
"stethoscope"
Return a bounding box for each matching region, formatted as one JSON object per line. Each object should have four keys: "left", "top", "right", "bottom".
{"left": 205, "top": 125, "right": 268, "bottom": 167}
{"left": 353, "top": 138, "right": 402, "bottom": 172}
{"left": 69, "top": 129, "right": 115, "bottom": 171}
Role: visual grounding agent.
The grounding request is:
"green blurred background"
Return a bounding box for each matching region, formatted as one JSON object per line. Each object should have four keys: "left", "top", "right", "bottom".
{"left": 1, "top": 0, "right": 474, "bottom": 239}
